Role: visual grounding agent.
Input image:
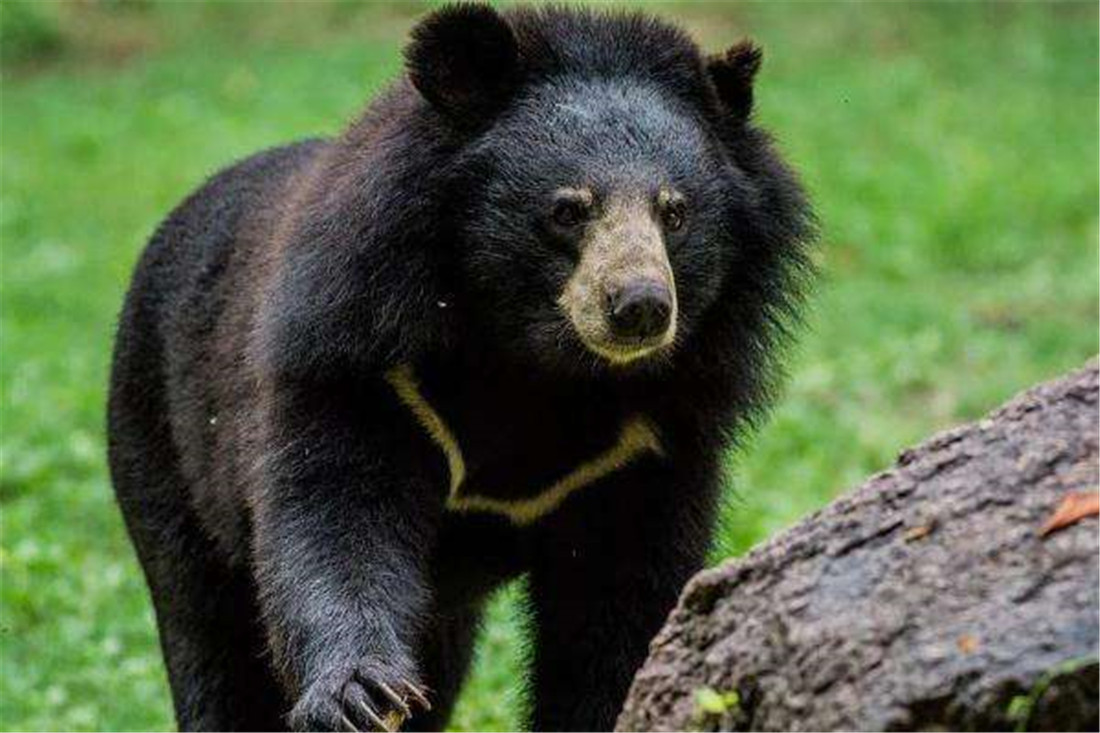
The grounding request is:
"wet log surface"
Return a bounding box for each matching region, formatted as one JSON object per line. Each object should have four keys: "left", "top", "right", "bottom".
{"left": 618, "top": 362, "right": 1099, "bottom": 732}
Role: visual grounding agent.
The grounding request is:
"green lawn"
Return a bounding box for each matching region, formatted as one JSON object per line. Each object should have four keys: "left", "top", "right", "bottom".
{"left": 1, "top": 2, "right": 1096, "bottom": 731}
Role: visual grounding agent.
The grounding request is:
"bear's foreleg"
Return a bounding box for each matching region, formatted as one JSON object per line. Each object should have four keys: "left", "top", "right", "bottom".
{"left": 528, "top": 458, "right": 719, "bottom": 731}
{"left": 250, "top": 377, "right": 447, "bottom": 731}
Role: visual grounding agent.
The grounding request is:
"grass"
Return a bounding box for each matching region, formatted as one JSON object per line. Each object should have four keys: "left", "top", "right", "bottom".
{"left": 1, "top": 2, "right": 1096, "bottom": 730}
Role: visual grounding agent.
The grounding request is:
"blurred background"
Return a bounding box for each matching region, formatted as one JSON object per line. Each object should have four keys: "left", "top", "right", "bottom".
{"left": 1, "top": 1, "right": 1096, "bottom": 730}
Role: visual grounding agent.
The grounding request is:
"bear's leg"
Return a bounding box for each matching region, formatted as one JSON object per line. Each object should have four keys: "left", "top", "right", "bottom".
{"left": 141, "top": 519, "right": 287, "bottom": 731}
{"left": 407, "top": 602, "right": 484, "bottom": 731}
{"left": 250, "top": 377, "right": 449, "bottom": 731}
{"left": 112, "top": 488, "right": 286, "bottom": 729}
{"left": 111, "top": 438, "right": 285, "bottom": 729}
{"left": 109, "top": 333, "right": 285, "bottom": 730}
{"left": 528, "top": 462, "right": 718, "bottom": 731}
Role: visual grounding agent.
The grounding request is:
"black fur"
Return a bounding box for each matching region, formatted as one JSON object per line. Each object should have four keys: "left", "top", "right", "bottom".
{"left": 108, "top": 5, "right": 813, "bottom": 731}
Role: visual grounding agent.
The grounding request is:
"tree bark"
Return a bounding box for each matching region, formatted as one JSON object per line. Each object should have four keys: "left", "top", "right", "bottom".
{"left": 617, "top": 361, "right": 1099, "bottom": 732}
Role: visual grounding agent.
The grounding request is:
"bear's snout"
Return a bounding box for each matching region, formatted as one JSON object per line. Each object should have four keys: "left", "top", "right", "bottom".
{"left": 607, "top": 279, "right": 673, "bottom": 342}
{"left": 555, "top": 194, "right": 680, "bottom": 365}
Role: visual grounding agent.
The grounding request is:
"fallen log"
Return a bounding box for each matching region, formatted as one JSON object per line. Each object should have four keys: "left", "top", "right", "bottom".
{"left": 618, "top": 361, "right": 1099, "bottom": 732}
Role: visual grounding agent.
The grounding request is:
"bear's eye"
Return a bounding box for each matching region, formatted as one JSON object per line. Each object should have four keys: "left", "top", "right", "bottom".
{"left": 552, "top": 200, "right": 588, "bottom": 228}
{"left": 657, "top": 188, "right": 687, "bottom": 233}
{"left": 662, "top": 204, "right": 686, "bottom": 232}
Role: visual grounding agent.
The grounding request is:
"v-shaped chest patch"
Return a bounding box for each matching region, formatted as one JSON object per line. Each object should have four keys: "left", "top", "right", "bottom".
{"left": 384, "top": 364, "right": 663, "bottom": 525}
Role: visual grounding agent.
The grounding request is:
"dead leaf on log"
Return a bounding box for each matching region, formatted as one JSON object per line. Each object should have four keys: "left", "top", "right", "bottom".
{"left": 1039, "top": 490, "right": 1100, "bottom": 537}
{"left": 957, "top": 634, "right": 979, "bottom": 654}
{"left": 903, "top": 521, "right": 936, "bottom": 542}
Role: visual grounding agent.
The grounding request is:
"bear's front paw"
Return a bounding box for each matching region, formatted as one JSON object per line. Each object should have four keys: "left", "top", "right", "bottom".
{"left": 289, "top": 659, "right": 431, "bottom": 732}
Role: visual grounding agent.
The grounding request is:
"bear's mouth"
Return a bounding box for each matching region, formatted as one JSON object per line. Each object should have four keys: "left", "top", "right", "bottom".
{"left": 575, "top": 332, "right": 675, "bottom": 365}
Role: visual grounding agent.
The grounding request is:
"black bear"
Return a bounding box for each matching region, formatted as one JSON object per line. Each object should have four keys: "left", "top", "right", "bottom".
{"left": 107, "top": 4, "right": 813, "bottom": 731}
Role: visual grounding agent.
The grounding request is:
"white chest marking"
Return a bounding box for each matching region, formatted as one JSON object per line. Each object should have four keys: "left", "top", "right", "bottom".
{"left": 384, "top": 365, "right": 662, "bottom": 525}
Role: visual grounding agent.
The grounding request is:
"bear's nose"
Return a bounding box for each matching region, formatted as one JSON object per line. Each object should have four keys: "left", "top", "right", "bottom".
{"left": 607, "top": 280, "right": 672, "bottom": 341}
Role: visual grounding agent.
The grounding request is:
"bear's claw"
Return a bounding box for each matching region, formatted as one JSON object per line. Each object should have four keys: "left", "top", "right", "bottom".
{"left": 290, "top": 661, "right": 431, "bottom": 732}
{"left": 373, "top": 680, "right": 412, "bottom": 718}
{"left": 401, "top": 679, "right": 432, "bottom": 712}
{"left": 354, "top": 700, "right": 389, "bottom": 731}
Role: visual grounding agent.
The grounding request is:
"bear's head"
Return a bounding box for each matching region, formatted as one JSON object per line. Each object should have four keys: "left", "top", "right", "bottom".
{"left": 402, "top": 4, "right": 811, "bottom": 378}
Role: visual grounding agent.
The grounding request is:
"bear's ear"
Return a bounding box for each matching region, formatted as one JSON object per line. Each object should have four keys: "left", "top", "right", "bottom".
{"left": 706, "top": 40, "right": 763, "bottom": 120}
{"left": 405, "top": 3, "right": 520, "bottom": 127}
